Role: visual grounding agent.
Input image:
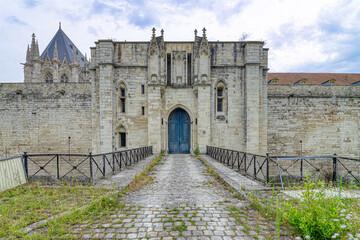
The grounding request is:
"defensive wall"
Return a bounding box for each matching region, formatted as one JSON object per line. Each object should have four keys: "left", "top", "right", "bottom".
{"left": 1, "top": 83, "right": 359, "bottom": 159}
{"left": 0, "top": 82, "right": 92, "bottom": 158}
{"left": 268, "top": 85, "right": 360, "bottom": 158}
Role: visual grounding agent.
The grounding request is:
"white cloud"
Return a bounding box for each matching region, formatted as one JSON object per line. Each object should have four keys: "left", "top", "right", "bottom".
{"left": 1, "top": 0, "right": 360, "bottom": 82}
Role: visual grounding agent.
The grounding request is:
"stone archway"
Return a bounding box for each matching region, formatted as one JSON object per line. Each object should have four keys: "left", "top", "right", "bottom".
{"left": 168, "top": 108, "right": 191, "bottom": 154}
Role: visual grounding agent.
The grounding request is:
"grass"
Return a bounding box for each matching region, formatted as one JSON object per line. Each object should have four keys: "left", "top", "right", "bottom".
{"left": 249, "top": 176, "right": 360, "bottom": 239}
{"left": 0, "top": 153, "right": 165, "bottom": 239}
{"left": 0, "top": 183, "right": 110, "bottom": 238}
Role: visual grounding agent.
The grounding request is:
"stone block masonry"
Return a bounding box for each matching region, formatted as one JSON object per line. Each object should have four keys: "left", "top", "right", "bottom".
{"left": 0, "top": 83, "right": 92, "bottom": 158}
{"left": 268, "top": 85, "right": 360, "bottom": 158}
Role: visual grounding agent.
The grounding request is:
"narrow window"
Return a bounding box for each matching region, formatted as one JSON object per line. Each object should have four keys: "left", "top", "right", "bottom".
{"left": 187, "top": 53, "right": 192, "bottom": 85}
{"left": 120, "top": 133, "right": 126, "bottom": 147}
{"left": 216, "top": 83, "right": 226, "bottom": 114}
{"left": 141, "top": 85, "right": 145, "bottom": 94}
{"left": 217, "top": 98, "right": 223, "bottom": 112}
{"left": 142, "top": 106, "right": 145, "bottom": 116}
{"left": 121, "top": 99, "right": 125, "bottom": 113}
{"left": 119, "top": 85, "right": 126, "bottom": 113}
{"left": 118, "top": 126, "right": 126, "bottom": 148}
{"left": 167, "top": 53, "right": 171, "bottom": 85}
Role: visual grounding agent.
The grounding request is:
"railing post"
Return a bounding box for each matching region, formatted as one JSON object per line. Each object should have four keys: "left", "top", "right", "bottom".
{"left": 266, "top": 153, "right": 269, "bottom": 184}
{"left": 300, "top": 158, "right": 303, "bottom": 181}
{"left": 56, "top": 154, "right": 60, "bottom": 180}
{"left": 23, "top": 152, "right": 28, "bottom": 179}
{"left": 254, "top": 156, "right": 257, "bottom": 179}
{"left": 112, "top": 153, "right": 115, "bottom": 172}
{"left": 103, "top": 155, "right": 105, "bottom": 178}
{"left": 89, "top": 152, "right": 93, "bottom": 182}
{"left": 333, "top": 153, "right": 338, "bottom": 182}
{"left": 120, "top": 152, "right": 122, "bottom": 169}
{"left": 244, "top": 153, "right": 247, "bottom": 173}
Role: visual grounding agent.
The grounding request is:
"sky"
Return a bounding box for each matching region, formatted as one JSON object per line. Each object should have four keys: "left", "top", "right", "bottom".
{"left": 1, "top": 0, "right": 360, "bottom": 82}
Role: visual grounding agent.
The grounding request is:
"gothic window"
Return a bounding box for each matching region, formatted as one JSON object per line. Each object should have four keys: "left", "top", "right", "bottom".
{"left": 60, "top": 73, "right": 69, "bottom": 83}
{"left": 118, "top": 83, "right": 127, "bottom": 113}
{"left": 215, "top": 81, "right": 227, "bottom": 117}
{"left": 117, "top": 126, "right": 126, "bottom": 149}
{"left": 45, "top": 72, "right": 53, "bottom": 83}
{"left": 142, "top": 106, "right": 145, "bottom": 116}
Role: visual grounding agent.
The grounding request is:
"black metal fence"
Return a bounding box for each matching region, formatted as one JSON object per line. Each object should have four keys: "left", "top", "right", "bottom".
{"left": 206, "top": 146, "right": 360, "bottom": 187}
{"left": 273, "top": 155, "right": 360, "bottom": 187}
{"left": 206, "top": 146, "right": 275, "bottom": 184}
{"left": 23, "top": 146, "right": 152, "bottom": 183}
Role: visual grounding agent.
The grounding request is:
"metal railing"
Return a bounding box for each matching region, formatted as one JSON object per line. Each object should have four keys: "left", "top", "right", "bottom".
{"left": 274, "top": 155, "right": 360, "bottom": 188}
{"left": 206, "top": 146, "right": 276, "bottom": 184}
{"left": 23, "top": 146, "right": 153, "bottom": 183}
{"left": 206, "top": 146, "right": 360, "bottom": 187}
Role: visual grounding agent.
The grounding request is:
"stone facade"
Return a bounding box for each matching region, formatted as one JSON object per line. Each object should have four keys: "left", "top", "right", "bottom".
{"left": 1, "top": 27, "right": 359, "bottom": 159}
{"left": 90, "top": 28, "right": 268, "bottom": 154}
{"left": 268, "top": 85, "right": 360, "bottom": 158}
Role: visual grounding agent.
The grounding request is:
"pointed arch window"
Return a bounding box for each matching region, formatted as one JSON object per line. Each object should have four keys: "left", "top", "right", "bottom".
{"left": 45, "top": 72, "right": 53, "bottom": 83}
{"left": 60, "top": 73, "right": 69, "bottom": 83}
{"left": 215, "top": 81, "right": 227, "bottom": 120}
{"left": 118, "top": 83, "right": 127, "bottom": 113}
{"left": 216, "top": 82, "right": 226, "bottom": 113}
{"left": 117, "top": 126, "right": 126, "bottom": 149}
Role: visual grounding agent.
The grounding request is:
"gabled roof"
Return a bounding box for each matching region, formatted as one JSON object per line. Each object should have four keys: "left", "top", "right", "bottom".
{"left": 40, "top": 25, "right": 85, "bottom": 67}
{"left": 268, "top": 73, "right": 360, "bottom": 85}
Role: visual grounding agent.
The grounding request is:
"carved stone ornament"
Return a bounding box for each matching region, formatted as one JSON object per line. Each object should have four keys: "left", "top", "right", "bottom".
{"left": 193, "top": 89, "right": 198, "bottom": 98}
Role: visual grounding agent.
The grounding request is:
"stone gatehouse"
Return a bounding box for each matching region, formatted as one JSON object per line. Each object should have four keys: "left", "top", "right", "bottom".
{"left": 0, "top": 26, "right": 359, "bottom": 158}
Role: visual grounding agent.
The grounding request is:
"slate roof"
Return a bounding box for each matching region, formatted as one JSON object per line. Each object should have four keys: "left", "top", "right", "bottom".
{"left": 268, "top": 72, "right": 360, "bottom": 85}
{"left": 40, "top": 26, "right": 85, "bottom": 67}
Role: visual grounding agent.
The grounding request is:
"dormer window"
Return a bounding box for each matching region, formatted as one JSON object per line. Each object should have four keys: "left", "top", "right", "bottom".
{"left": 295, "top": 79, "right": 307, "bottom": 85}
{"left": 322, "top": 79, "right": 335, "bottom": 85}
{"left": 268, "top": 79, "right": 278, "bottom": 85}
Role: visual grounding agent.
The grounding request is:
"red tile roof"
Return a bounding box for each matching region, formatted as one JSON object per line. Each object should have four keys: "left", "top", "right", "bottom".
{"left": 268, "top": 73, "right": 360, "bottom": 85}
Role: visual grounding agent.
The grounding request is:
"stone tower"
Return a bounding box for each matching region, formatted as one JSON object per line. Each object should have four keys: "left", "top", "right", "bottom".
{"left": 22, "top": 24, "right": 90, "bottom": 83}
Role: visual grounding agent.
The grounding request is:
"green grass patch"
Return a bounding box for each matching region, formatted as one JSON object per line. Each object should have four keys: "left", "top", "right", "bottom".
{"left": 0, "top": 183, "right": 110, "bottom": 238}
{"left": 249, "top": 176, "right": 360, "bottom": 239}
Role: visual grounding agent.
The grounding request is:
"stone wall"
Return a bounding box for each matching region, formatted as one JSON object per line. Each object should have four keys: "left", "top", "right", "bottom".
{"left": 0, "top": 83, "right": 92, "bottom": 158}
{"left": 268, "top": 85, "right": 360, "bottom": 158}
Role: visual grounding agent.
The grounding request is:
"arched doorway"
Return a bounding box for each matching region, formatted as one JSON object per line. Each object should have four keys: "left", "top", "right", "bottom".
{"left": 168, "top": 108, "right": 190, "bottom": 153}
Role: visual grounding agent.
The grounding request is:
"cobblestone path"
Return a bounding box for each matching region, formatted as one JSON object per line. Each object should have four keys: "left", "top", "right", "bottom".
{"left": 76, "top": 155, "right": 288, "bottom": 239}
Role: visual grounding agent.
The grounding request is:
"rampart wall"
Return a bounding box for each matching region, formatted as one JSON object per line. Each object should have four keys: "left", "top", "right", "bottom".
{"left": 0, "top": 83, "right": 92, "bottom": 158}
{"left": 268, "top": 85, "right": 360, "bottom": 158}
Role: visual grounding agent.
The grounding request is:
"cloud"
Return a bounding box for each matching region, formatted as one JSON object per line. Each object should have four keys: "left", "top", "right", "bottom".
{"left": 23, "top": 0, "right": 39, "bottom": 8}
{"left": 1, "top": 0, "right": 360, "bottom": 82}
{"left": 6, "top": 16, "right": 27, "bottom": 26}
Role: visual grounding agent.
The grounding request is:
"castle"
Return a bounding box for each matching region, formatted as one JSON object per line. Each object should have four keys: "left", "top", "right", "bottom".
{"left": 0, "top": 26, "right": 359, "bottom": 158}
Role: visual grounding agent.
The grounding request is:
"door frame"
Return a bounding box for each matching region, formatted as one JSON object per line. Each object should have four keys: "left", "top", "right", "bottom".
{"left": 165, "top": 105, "right": 194, "bottom": 154}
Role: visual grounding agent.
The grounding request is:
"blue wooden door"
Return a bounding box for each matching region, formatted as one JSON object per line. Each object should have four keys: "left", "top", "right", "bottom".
{"left": 168, "top": 109, "right": 190, "bottom": 153}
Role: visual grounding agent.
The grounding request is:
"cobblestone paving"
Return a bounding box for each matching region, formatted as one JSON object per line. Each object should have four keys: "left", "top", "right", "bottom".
{"left": 74, "top": 155, "right": 289, "bottom": 239}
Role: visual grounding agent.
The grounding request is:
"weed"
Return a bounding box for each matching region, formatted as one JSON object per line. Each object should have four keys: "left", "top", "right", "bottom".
{"left": 171, "top": 220, "right": 187, "bottom": 234}
{"left": 194, "top": 145, "right": 200, "bottom": 156}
